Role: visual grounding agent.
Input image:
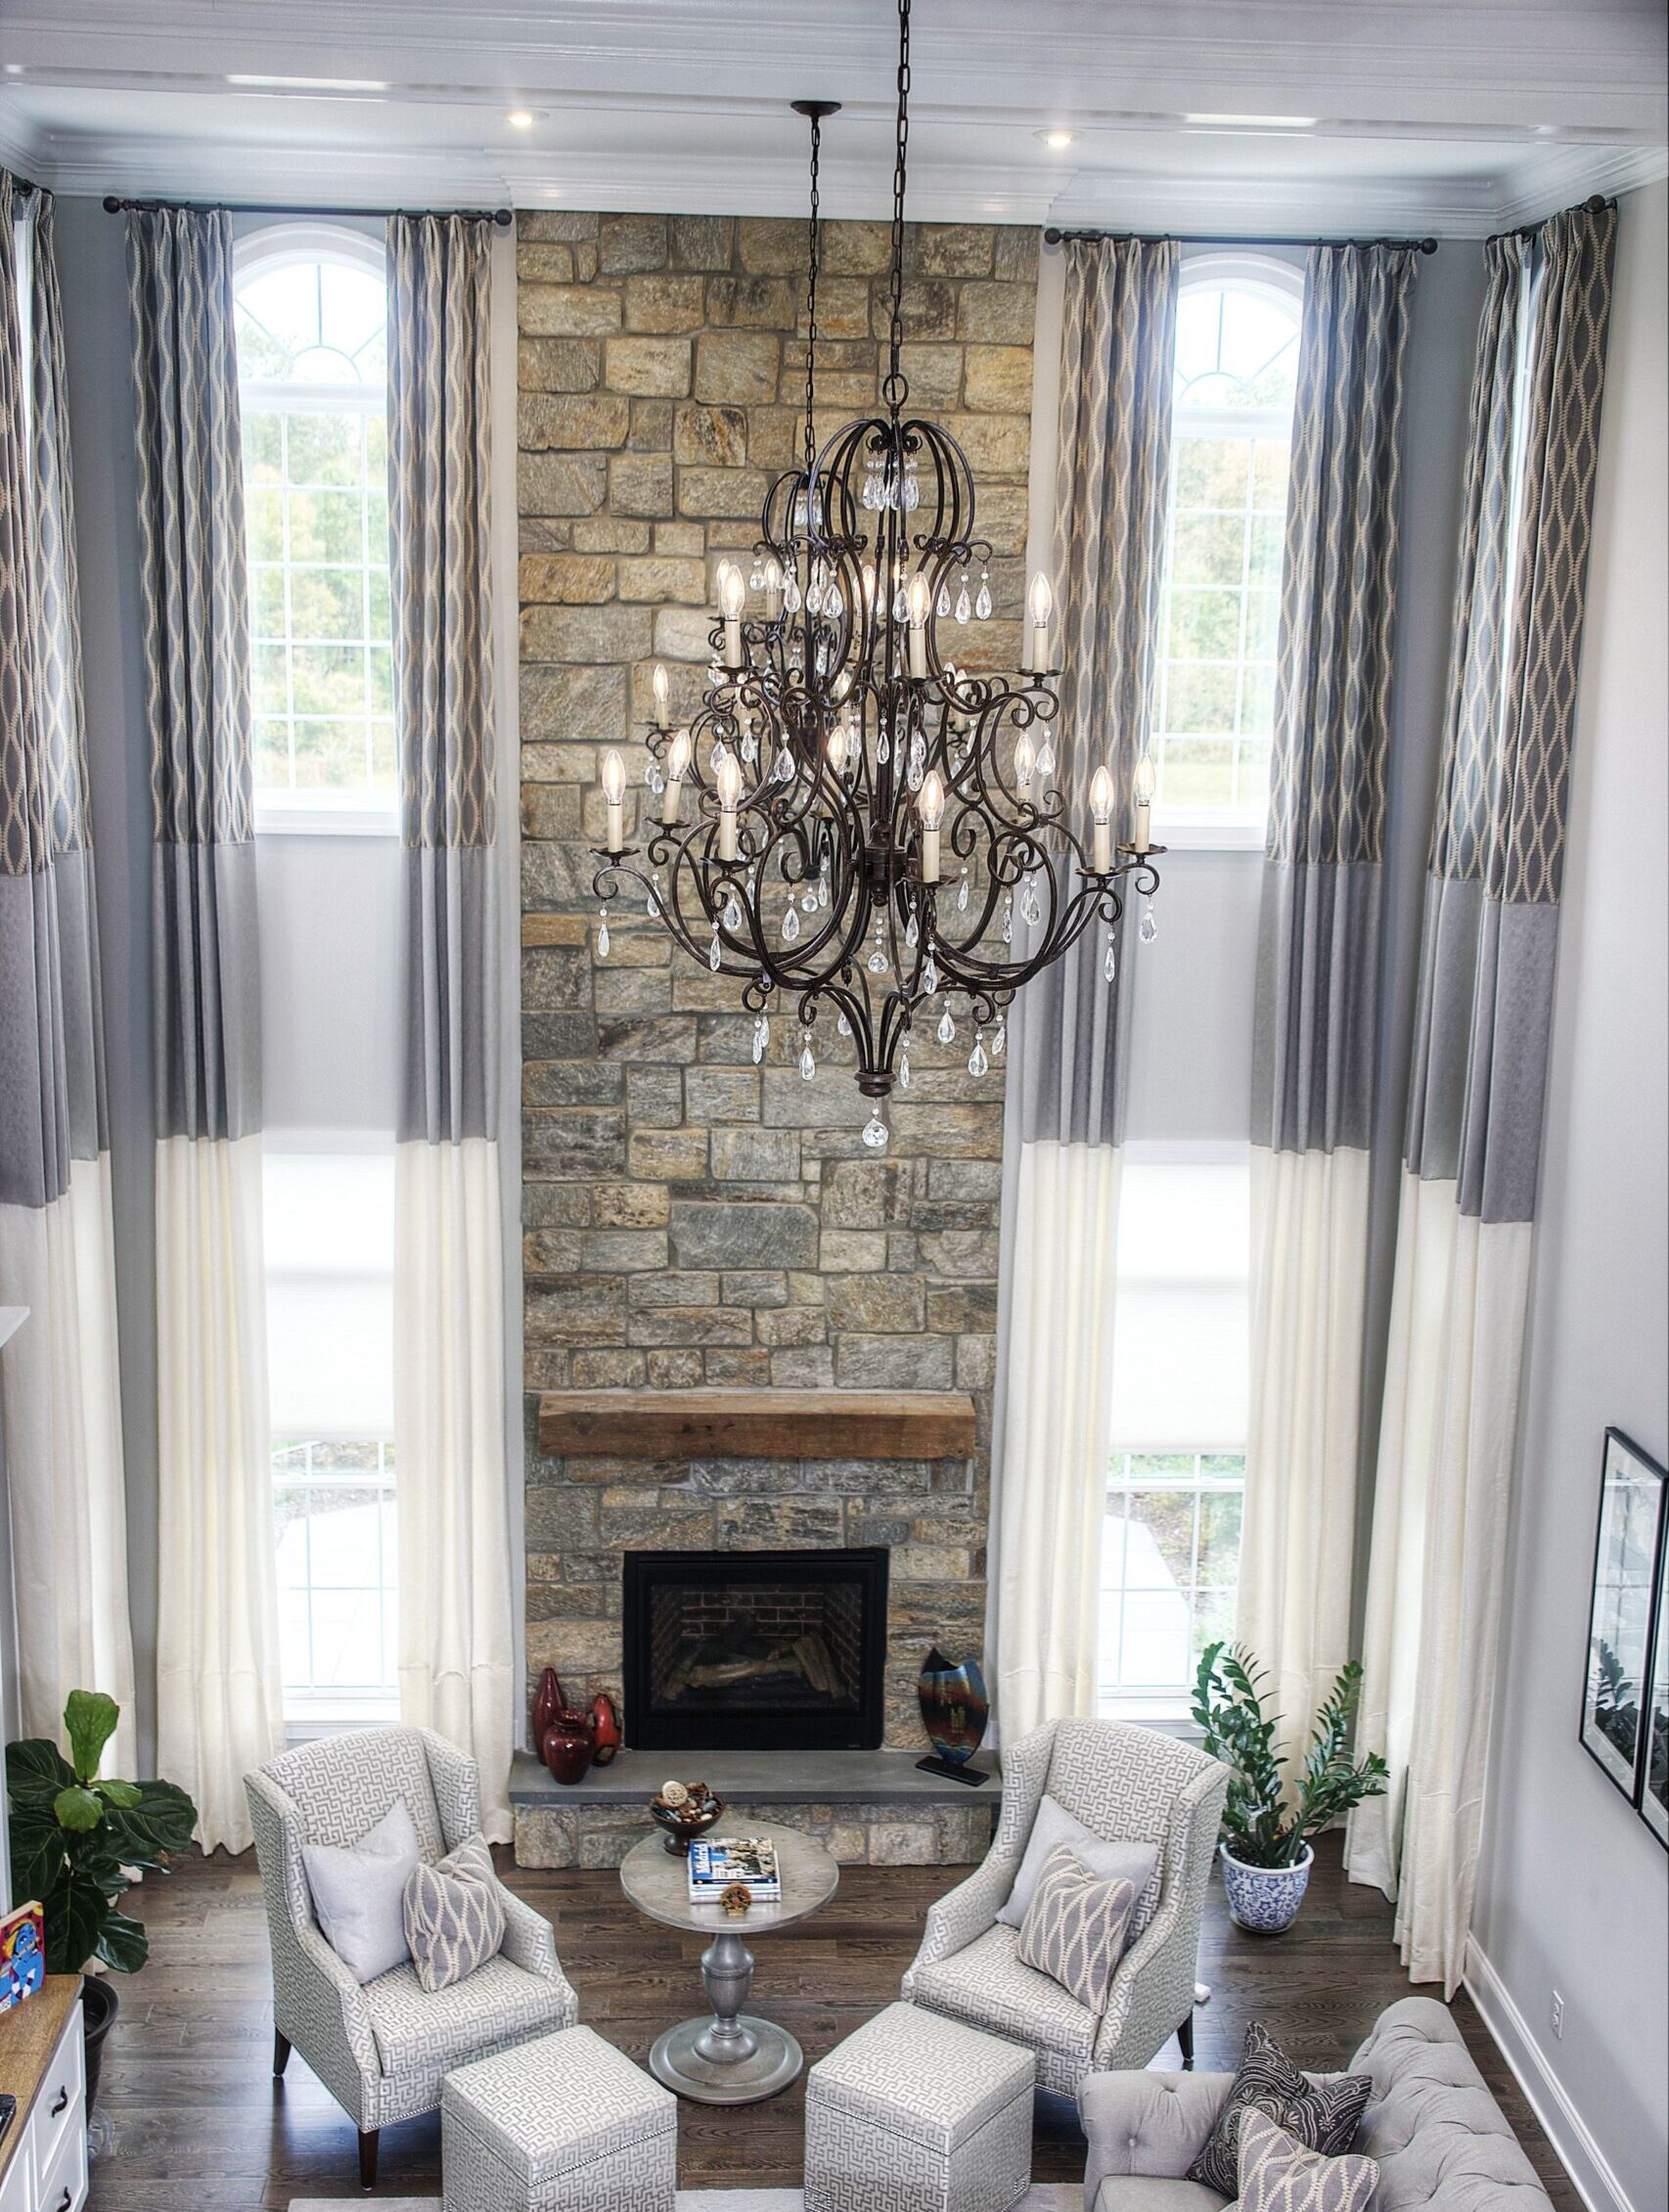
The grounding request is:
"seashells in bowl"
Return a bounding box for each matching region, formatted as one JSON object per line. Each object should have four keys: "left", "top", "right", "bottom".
{"left": 649, "top": 1780, "right": 725, "bottom": 1856}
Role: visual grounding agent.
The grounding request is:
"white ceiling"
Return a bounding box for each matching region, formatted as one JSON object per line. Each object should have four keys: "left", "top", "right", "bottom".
{"left": 2, "top": 1, "right": 1664, "bottom": 235}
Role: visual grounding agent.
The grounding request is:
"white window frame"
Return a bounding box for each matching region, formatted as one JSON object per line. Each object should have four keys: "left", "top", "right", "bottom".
{"left": 1153, "top": 251, "right": 1304, "bottom": 853}
{"left": 234, "top": 222, "right": 399, "bottom": 839}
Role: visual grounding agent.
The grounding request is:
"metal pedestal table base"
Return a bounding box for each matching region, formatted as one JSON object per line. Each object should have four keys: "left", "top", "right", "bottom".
{"left": 647, "top": 1927, "right": 803, "bottom": 2104}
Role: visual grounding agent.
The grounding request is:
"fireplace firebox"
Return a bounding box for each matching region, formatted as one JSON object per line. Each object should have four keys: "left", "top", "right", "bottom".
{"left": 622, "top": 1549, "right": 889, "bottom": 1752}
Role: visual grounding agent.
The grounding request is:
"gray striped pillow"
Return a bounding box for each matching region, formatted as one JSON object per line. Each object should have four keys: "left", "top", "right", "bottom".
{"left": 1015, "top": 1842, "right": 1138, "bottom": 2013}
{"left": 401, "top": 1833, "right": 505, "bottom": 1994}
{"left": 1238, "top": 2110, "right": 1379, "bottom": 2212}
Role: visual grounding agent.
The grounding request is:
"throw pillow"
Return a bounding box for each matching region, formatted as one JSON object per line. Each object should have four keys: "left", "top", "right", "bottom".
{"left": 1015, "top": 1843, "right": 1139, "bottom": 2014}
{"left": 1237, "top": 2110, "right": 1379, "bottom": 2212}
{"left": 995, "top": 1793, "right": 1161, "bottom": 1935}
{"left": 402, "top": 1833, "right": 506, "bottom": 1994}
{"left": 301, "top": 1799, "right": 421, "bottom": 1985}
{"left": 1188, "top": 2021, "right": 1373, "bottom": 2196}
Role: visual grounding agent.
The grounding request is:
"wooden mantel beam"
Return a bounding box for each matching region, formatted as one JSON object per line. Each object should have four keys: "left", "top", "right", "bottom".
{"left": 537, "top": 1388, "right": 977, "bottom": 1463}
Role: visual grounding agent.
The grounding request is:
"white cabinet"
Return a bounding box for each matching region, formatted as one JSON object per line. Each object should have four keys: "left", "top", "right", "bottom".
{"left": 0, "top": 1990, "right": 86, "bottom": 2212}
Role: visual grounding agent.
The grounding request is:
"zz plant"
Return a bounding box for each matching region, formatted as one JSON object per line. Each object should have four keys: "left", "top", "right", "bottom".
{"left": 6, "top": 1691, "right": 197, "bottom": 1974}
{"left": 1192, "top": 1643, "right": 1388, "bottom": 1869}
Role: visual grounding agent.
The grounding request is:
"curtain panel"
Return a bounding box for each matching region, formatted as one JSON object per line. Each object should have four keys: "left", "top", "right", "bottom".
{"left": 989, "top": 236, "right": 1178, "bottom": 1741}
{"left": 1347, "top": 203, "right": 1616, "bottom": 1991}
{"left": 1238, "top": 243, "right": 1418, "bottom": 1758}
{"left": 386, "top": 211, "right": 513, "bottom": 1841}
{"left": 0, "top": 180, "right": 137, "bottom": 1767}
{"left": 128, "top": 203, "right": 283, "bottom": 1852}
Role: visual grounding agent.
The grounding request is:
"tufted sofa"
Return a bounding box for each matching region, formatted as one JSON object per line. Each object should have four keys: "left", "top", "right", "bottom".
{"left": 1080, "top": 1995, "right": 1556, "bottom": 2212}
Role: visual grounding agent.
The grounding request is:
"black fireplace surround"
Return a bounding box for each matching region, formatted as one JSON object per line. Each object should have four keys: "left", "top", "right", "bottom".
{"left": 622, "top": 1548, "right": 889, "bottom": 1752}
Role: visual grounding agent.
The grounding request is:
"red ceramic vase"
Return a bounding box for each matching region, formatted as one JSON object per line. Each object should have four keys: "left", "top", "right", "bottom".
{"left": 531, "top": 1665, "right": 565, "bottom": 1745}
{"left": 589, "top": 1693, "right": 621, "bottom": 1766}
{"left": 541, "top": 1708, "right": 596, "bottom": 1786}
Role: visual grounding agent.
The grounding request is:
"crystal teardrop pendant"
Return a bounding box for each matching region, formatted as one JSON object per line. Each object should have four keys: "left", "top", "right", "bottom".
{"left": 1104, "top": 930, "right": 1117, "bottom": 982}
{"left": 782, "top": 902, "right": 800, "bottom": 944}
{"left": 862, "top": 1108, "right": 889, "bottom": 1150}
{"left": 597, "top": 906, "right": 610, "bottom": 960}
{"left": 877, "top": 731, "right": 891, "bottom": 765}
{"left": 752, "top": 1014, "right": 769, "bottom": 1065}
{"left": 899, "top": 1046, "right": 911, "bottom": 1088}
{"left": 749, "top": 559, "right": 764, "bottom": 589}
{"left": 975, "top": 569, "right": 992, "bottom": 620}
{"left": 923, "top": 954, "right": 939, "bottom": 994}
{"left": 724, "top": 893, "right": 744, "bottom": 932}
{"left": 1020, "top": 878, "right": 1042, "bottom": 927}
{"left": 818, "top": 867, "right": 831, "bottom": 910}
{"left": 968, "top": 1031, "right": 988, "bottom": 1077}
{"left": 955, "top": 577, "right": 971, "bottom": 623}
{"left": 647, "top": 874, "right": 661, "bottom": 916}
{"left": 805, "top": 568, "right": 824, "bottom": 615}
{"left": 774, "top": 745, "right": 793, "bottom": 783}
{"left": 905, "top": 911, "right": 919, "bottom": 948}
{"left": 992, "top": 1016, "right": 1006, "bottom": 1057}
{"left": 799, "top": 1034, "right": 816, "bottom": 1081}
{"left": 836, "top": 1012, "right": 850, "bottom": 1036}
{"left": 1140, "top": 900, "right": 1157, "bottom": 944}
{"left": 708, "top": 926, "right": 722, "bottom": 972}
{"left": 710, "top": 737, "right": 728, "bottom": 771}
{"left": 827, "top": 582, "right": 844, "bottom": 619}
{"left": 957, "top": 868, "right": 970, "bottom": 914}
{"left": 1036, "top": 739, "right": 1056, "bottom": 779}
{"left": 648, "top": 763, "right": 664, "bottom": 795}
{"left": 784, "top": 571, "right": 802, "bottom": 614}
{"left": 936, "top": 581, "right": 951, "bottom": 619}
{"left": 936, "top": 1006, "right": 956, "bottom": 1046}
{"left": 1002, "top": 890, "right": 1014, "bottom": 946}
{"left": 801, "top": 886, "right": 819, "bottom": 913}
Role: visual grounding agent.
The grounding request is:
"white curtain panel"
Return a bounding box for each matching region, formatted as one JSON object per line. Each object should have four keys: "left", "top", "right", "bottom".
{"left": 386, "top": 212, "right": 514, "bottom": 1840}
{"left": 994, "top": 1142, "right": 1121, "bottom": 1737}
{"left": 394, "top": 1139, "right": 513, "bottom": 1834}
{"left": 0, "top": 180, "right": 137, "bottom": 1766}
{"left": 154, "top": 1134, "right": 284, "bottom": 1850}
{"left": 128, "top": 203, "right": 284, "bottom": 1849}
{"left": 1346, "top": 204, "right": 1616, "bottom": 1990}
{"left": 1237, "top": 244, "right": 1417, "bottom": 1755}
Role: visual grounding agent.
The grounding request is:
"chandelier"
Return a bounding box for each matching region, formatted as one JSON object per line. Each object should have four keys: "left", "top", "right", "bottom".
{"left": 594, "top": 0, "right": 1162, "bottom": 1151}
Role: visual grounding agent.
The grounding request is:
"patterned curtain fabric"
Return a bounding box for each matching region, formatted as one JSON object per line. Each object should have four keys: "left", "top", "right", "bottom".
{"left": 0, "top": 180, "right": 137, "bottom": 1764}
{"left": 1347, "top": 203, "right": 1616, "bottom": 1990}
{"left": 128, "top": 203, "right": 283, "bottom": 1852}
{"left": 990, "top": 237, "right": 1178, "bottom": 1741}
{"left": 386, "top": 212, "right": 513, "bottom": 1840}
{"left": 1238, "top": 244, "right": 1418, "bottom": 1758}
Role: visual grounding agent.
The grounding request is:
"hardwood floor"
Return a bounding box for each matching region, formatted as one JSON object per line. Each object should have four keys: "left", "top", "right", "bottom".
{"left": 86, "top": 1832, "right": 1578, "bottom": 2210}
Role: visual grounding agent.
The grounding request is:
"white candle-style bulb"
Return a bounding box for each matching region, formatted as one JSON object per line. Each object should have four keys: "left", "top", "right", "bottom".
{"left": 1090, "top": 762, "right": 1115, "bottom": 872}
{"left": 907, "top": 572, "right": 931, "bottom": 677}
{"left": 716, "top": 750, "right": 743, "bottom": 861}
{"left": 1133, "top": 748, "right": 1155, "bottom": 852}
{"left": 601, "top": 747, "right": 626, "bottom": 851}
{"left": 918, "top": 768, "right": 945, "bottom": 884}
{"left": 828, "top": 723, "right": 848, "bottom": 778}
{"left": 762, "top": 554, "right": 785, "bottom": 620}
{"left": 652, "top": 661, "right": 670, "bottom": 725}
{"left": 718, "top": 559, "right": 746, "bottom": 667}
{"left": 662, "top": 727, "right": 692, "bottom": 823}
{"left": 860, "top": 562, "right": 877, "bottom": 616}
{"left": 1027, "top": 570, "right": 1054, "bottom": 671}
{"left": 1014, "top": 734, "right": 1035, "bottom": 791}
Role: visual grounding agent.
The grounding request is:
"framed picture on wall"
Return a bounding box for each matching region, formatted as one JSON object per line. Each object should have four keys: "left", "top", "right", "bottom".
{"left": 1579, "top": 1428, "right": 1667, "bottom": 1810}
{"left": 1640, "top": 1509, "right": 1669, "bottom": 1848}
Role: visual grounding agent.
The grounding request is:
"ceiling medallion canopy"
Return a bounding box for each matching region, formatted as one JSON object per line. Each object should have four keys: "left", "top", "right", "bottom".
{"left": 594, "top": 0, "right": 1162, "bottom": 1151}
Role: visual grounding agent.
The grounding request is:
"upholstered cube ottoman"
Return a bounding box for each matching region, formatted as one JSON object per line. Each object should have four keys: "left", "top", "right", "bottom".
{"left": 441, "top": 2022, "right": 676, "bottom": 2212}
{"left": 805, "top": 1999, "right": 1034, "bottom": 2212}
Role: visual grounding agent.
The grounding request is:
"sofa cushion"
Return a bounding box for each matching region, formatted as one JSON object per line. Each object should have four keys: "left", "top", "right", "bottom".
{"left": 996, "top": 1792, "right": 1162, "bottom": 1936}
{"left": 301, "top": 1799, "right": 421, "bottom": 1984}
{"left": 1238, "top": 2112, "right": 1378, "bottom": 2212}
{"left": 402, "top": 1833, "right": 504, "bottom": 1994}
{"left": 1189, "top": 2022, "right": 1372, "bottom": 2195}
{"left": 1349, "top": 1998, "right": 1555, "bottom": 2212}
{"left": 1017, "top": 1844, "right": 1139, "bottom": 2013}
{"left": 910, "top": 1921, "right": 1100, "bottom": 2081}
{"left": 364, "top": 1953, "right": 573, "bottom": 2080}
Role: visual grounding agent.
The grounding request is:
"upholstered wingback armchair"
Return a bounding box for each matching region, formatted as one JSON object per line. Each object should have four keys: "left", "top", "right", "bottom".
{"left": 246, "top": 1726, "right": 577, "bottom": 2188}
{"left": 901, "top": 1718, "right": 1228, "bottom": 2099}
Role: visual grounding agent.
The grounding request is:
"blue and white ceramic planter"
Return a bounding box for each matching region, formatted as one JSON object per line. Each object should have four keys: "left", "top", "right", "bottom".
{"left": 1219, "top": 1840, "right": 1314, "bottom": 1933}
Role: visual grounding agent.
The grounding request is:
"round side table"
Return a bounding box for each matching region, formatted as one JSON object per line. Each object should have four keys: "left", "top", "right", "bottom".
{"left": 618, "top": 1828, "right": 839, "bottom": 2104}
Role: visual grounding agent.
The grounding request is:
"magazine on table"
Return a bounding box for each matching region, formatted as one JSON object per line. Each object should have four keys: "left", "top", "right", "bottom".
{"left": 687, "top": 1835, "right": 782, "bottom": 1901}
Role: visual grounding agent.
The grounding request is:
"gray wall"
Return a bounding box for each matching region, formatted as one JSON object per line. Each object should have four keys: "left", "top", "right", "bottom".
{"left": 1470, "top": 180, "right": 1669, "bottom": 2212}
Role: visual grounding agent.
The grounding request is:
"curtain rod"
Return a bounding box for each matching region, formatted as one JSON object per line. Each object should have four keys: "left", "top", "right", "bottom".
{"left": 103, "top": 195, "right": 513, "bottom": 227}
{"left": 1503, "top": 190, "right": 1615, "bottom": 242}
{"left": 1044, "top": 226, "right": 1438, "bottom": 253}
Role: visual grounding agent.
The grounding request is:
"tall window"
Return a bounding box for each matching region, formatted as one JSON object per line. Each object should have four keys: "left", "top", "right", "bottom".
{"left": 264, "top": 1148, "right": 397, "bottom": 1729}
{"left": 1098, "top": 1155, "right": 1250, "bottom": 1718}
{"left": 233, "top": 228, "right": 393, "bottom": 825}
{"left": 1150, "top": 260, "right": 1302, "bottom": 840}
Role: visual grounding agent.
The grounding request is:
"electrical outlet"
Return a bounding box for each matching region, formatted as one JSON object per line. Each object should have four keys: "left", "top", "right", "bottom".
{"left": 1551, "top": 1990, "right": 1565, "bottom": 2040}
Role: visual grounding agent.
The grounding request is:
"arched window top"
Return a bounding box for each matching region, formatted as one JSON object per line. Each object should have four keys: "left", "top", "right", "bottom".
{"left": 235, "top": 224, "right": 386, "bottom": 397}
{"left": 1174, "top": 254, "right": 1303, "bottom": 419}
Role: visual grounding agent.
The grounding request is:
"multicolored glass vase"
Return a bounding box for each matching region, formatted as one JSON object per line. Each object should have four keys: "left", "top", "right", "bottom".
{"left": 916, "top": 1648, "right": 990, "bottom": 1784}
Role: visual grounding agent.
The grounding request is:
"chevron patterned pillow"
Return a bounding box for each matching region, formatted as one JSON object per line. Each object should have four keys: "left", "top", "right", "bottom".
{"left": 401, "top": 1834, "right": 506, "bottom": 1994}
{"left": 1189, "top": 2021, "right": 1374, "bottom": 2196}
{"left": 1237, "top": 2109, "right": 1379, "bottom": 2212}
{"left": 1015, "top": 1842, "right": 1138, "bottom": 2014}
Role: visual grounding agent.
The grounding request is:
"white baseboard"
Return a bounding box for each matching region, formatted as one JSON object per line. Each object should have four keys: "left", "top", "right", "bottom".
{"left": 1463, "top": 1936, "right": 1637, "bottom": 2212}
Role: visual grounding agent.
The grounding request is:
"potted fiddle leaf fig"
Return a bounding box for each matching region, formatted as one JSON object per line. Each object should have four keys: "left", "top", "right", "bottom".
{"left": 1192, "top": 1643, "right": 1388, "bottom": 1934}
{"left": 5, "top": 1691, "right": 197, "bottom": 2112}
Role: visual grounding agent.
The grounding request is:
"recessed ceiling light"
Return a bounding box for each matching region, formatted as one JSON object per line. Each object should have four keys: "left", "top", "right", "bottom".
{"left": 1040, "top": 129, "right": 1076, "bottom": 150}
{"left": 507, "top": 110, "right": 536, "bottom": 129}
{"left": 1184, "top": 112, "right": 1318, "bottom": 129}
{"left": 3, "top": 63, "right": 23, "bottom": 75}
{"left": 225, "top": 73, "right": 390, "bottom": 91}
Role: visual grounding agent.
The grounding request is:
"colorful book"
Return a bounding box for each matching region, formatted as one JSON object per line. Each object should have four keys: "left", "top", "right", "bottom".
{"left": 0, "top": 1903, "right": 45, "bottom": 2013}
{"left": 687, "top": 1835, "right": 781, "bottom": 1901}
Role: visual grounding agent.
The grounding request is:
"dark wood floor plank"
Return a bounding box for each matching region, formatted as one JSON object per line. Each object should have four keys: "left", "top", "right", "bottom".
{"left": 83, "top": 1834, "right": 1579, "bottom": 2210}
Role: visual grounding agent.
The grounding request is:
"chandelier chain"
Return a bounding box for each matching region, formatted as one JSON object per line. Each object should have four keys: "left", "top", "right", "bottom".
{"left": 882, "top": 0, "right": 912, "bottom": 414}
{"left": 803, "top": 108, "right": 823, "bottom": 474}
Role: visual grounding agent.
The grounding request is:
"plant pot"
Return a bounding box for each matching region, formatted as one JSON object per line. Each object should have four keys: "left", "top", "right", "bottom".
{"left": 80, "top": 1974, "right": 118, "bottom": 2115}
{"left": 1218, "top": 1840, "right": 1314, "bottom": 1934}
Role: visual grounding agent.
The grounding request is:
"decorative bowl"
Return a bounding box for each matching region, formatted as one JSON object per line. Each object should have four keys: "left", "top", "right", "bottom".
{"left": 649, "top": 1785, "right": 725, "bottom": 1856}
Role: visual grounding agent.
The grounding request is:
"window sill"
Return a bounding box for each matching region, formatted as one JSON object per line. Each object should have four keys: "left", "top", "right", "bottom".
{"left": 255, "top": 795, "right": 399, "bottom": 839}
{"left": 284, "top": 1695, "right": 398, "bottom": 1744}
{"left": 1150, "top": 816, "right": 1266, "bottom": 854}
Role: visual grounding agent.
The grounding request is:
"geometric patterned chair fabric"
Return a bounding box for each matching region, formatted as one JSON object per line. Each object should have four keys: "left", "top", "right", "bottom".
{"left": 902, "top": 1719, "right": 1228, "bottom": 2099}
{"left": 441, "top": 2024, "right": 677, "bottom": 2212}
{"left": 246, "top": 1726, "right": 578, "bottom": 2189}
